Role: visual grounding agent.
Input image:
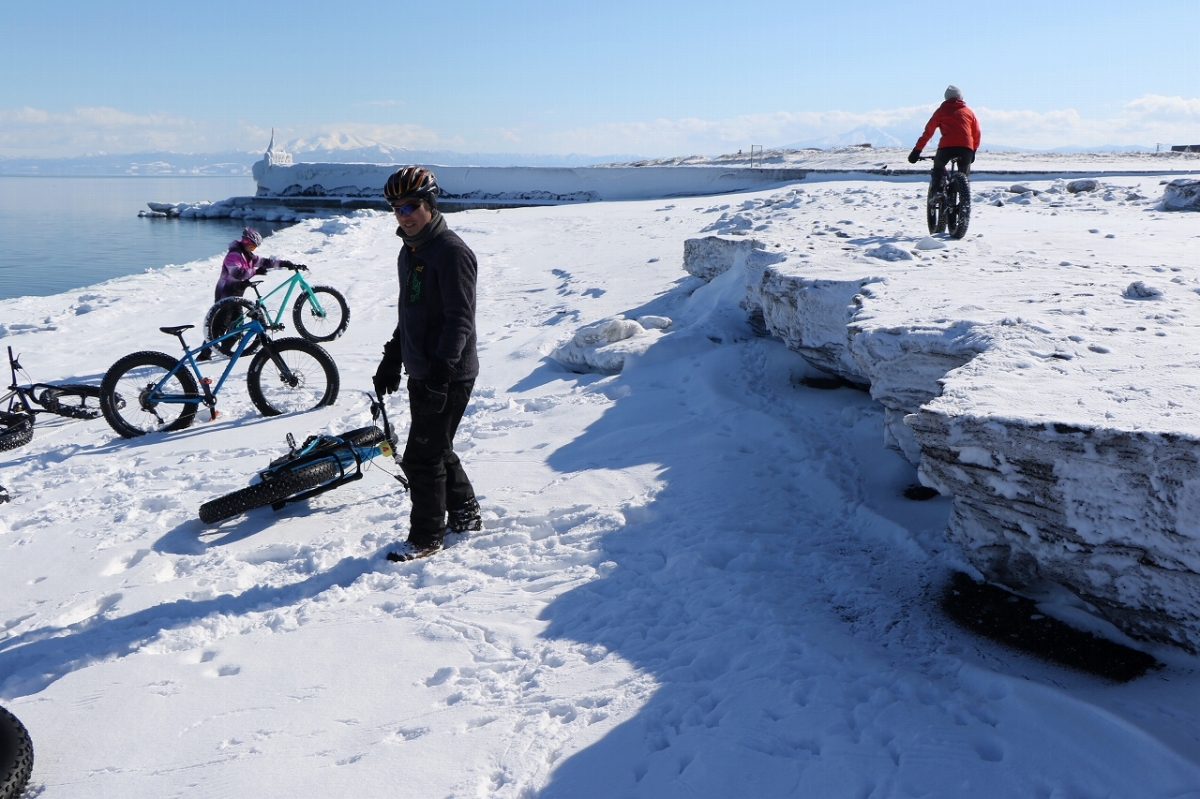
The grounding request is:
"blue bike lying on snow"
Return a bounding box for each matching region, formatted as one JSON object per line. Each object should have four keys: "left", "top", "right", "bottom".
{"left": 198, "top": 392, "right": 407, "bottom": 524}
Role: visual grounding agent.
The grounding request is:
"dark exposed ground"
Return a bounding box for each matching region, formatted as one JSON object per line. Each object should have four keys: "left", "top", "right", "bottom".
{"left": 941, "top": 572, "right": 1161, "bottom": 683}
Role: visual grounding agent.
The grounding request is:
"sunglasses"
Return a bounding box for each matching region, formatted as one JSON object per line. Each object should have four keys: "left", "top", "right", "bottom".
{"left": 390, "top": 201, "right": 421, "bottom": 216}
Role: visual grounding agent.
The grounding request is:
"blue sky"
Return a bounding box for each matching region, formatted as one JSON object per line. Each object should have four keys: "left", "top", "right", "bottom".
{"left": 2, "top": 0, "right": 1197, "bottom": 157}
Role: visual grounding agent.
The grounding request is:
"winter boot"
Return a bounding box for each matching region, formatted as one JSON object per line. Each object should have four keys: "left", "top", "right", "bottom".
{"left": 447, "top": 498, "right": 482, "bottom": 534}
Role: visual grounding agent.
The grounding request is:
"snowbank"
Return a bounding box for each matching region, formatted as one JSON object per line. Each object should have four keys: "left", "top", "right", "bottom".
{"left": 685, "top": 176, "right": 1200, "bottom": 650}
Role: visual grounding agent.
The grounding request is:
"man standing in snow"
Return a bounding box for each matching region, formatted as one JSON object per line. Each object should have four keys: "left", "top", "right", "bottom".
{"left": 907, "top": 85, "right": 981, "bottom": 187}
{"left": 373, "top": 166, "right": 482, "bottom": 561}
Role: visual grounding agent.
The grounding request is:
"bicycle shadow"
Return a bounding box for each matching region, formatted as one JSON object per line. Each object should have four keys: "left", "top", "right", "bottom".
{"left": 0, "top": 554, "right": 377, "bottom": 700}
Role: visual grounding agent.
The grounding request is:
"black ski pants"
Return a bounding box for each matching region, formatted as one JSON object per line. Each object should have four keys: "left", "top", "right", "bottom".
{"left": 931, "top": 146, "right": 974, "bottom": 185}
{"left": 401, "top": 378, "right": 476, "bottom": 549}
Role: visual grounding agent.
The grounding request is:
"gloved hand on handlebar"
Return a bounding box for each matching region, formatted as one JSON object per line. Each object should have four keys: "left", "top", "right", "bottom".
{"left": 907, "top": 148, "right": 921, "bottom": 165}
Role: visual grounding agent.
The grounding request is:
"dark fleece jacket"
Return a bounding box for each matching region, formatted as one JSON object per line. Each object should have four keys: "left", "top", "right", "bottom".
{"left": 380, "top": 224, "right": 479, "bottom": 383}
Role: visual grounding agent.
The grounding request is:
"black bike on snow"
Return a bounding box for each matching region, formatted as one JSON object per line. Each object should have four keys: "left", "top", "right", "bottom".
{"left": 1, "top": 346, "right": 105, "bottom": 452}
{"left": 920, "top": 155, "right": 972, "bottom": 239}
{"left": 199, "top": 392, "right": 406, "bottom": 524}
{"left": 100, "top": 295, "right": 339, "bottom": 439}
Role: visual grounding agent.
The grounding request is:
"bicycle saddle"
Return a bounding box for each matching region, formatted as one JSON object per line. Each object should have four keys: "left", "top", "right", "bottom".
{"left": 160, "top": 325, "right": 194, "bottom": 335}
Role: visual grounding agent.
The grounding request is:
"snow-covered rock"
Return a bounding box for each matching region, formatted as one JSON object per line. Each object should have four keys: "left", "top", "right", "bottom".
{"left": 689, "top": 231, "right": 1200, "bottom": 651}
{"left": 1162, "top": 178, "right": 1200, "bottom": 211}
{"left": 550, "top": 315, "right": 671, "bottom": 373}
{"left": 1066, "top": 178, "right": 1100, "bottom": 193}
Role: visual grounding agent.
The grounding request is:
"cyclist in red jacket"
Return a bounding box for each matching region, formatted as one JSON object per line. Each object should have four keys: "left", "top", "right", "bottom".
{"left": 908, "top": 86, "right": 981, "bottom": 187}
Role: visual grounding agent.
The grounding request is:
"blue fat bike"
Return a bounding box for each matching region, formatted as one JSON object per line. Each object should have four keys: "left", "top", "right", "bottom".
{"left": 99, "top": 301, "right": 339, "bottom": 439}
{"left": 198, "top": 392, "right": 407, "bottom": 524}
{"left": 204, "top": 263, "right": 349, "bottom": 357}
{"left": 919, "top": 155, "right": 972, "bottom": 239}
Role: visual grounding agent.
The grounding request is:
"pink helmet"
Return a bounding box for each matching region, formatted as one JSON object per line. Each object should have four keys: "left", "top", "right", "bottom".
{"left": 240, "top": 227, "right": 263, "bottom": 247}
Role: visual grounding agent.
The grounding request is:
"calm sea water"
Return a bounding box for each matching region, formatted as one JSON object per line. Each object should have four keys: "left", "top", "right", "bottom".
{"left": 0, "top": 176, "right": 293, "bottom": 301}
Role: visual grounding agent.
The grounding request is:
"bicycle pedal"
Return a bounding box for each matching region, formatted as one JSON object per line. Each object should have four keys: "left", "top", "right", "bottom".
{"left": 200, "top": 377, "right": 213, "bottom": 385}
{"left": 209, "top": 408, "right": 220, "bottom": 421}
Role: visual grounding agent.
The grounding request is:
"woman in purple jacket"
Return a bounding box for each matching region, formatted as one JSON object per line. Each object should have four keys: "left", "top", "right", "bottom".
{"left": 213, "top": 227, "right": 293, "bottom": 303}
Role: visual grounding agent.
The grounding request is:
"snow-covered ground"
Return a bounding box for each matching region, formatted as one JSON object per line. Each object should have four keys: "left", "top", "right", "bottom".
{"left": 2, "top": 163, "right": 1200, "bottom": 798}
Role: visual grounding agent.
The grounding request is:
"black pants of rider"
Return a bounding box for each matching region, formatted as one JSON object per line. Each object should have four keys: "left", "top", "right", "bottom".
{"left": 401, "top": 377, "right": 476, "bottom": 550}
{"left": 931, "top": 146, "right": 974, "bottom": 185}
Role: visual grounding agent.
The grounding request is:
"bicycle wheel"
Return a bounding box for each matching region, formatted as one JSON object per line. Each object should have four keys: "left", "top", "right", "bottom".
{"left": 205, "top": 298, "right": 261, "bottom": 356}
{"left": 947, "top": 173, "right": 971, "bottom": 240}
{"left": 341, "top": 425, "right": 385, "bottom": 449}
{"left": 246, "top": 338, "right": 339, "bottom": 417}
{"left": 38, "top": 384, "right": 102, "bottom": 419}
{"left": 100, "top": 351, "right": 200, "bottom": 438}
{"left": 0, "top": 412, "right": 33, "bottom": 452}
{"left": 199, "top": 458, "right": 340, "bottom": 523}
{"left": 0, "top": 705, "right": 33, "bottom": 799}
{"left": 292, "top": 286, "right": 350, "bottom": 343}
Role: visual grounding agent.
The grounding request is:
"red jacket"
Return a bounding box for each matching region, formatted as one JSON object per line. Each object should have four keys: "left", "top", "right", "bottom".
{"left": 915, "top": 99, "right": 981, "bottom": 151}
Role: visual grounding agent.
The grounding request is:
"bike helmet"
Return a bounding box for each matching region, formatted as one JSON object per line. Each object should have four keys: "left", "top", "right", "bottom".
{"left": 384, "top": 166, "right": 439, "bottom": 203}
{"left": 240, "top": 227, "right": 264, "bottom": 247}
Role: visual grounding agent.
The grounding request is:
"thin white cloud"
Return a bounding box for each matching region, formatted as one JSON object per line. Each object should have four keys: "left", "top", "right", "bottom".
{"left": 1, "top": 96, "right": 1197, "bottom": 158}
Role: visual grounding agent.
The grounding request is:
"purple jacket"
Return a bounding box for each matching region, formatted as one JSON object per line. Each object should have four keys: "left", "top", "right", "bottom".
{"left": 214, "top": 241, "right": 279, "bottom": 302}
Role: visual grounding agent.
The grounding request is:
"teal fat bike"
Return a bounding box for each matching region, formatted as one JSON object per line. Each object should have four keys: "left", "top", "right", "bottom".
{"left": 198, "top": 391, "right": 408, "bottom": 524}
{"left": 100, "top": 298, "right": 339, "bottom": 438}
{"left": 919, "top": 155, "right": 972, "bottom": 240}
{"left": 204, "top": 262, "right": 349, "bottom": 357}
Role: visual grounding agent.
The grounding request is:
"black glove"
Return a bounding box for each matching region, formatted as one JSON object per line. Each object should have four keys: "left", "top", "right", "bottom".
{"left": 374, "top": 352, "right": 402, "bottom": 397}
{"left": 907, "top": 148, "right": 921, "bottom": 164}
{"left": 970, "top": 150, "right": 977, "bottom": 164}
{"left": 411, "top": 379, "right": 448, "bottom": 415}
{"left": 278, "top": 259, "right": 295, "bottom": 270}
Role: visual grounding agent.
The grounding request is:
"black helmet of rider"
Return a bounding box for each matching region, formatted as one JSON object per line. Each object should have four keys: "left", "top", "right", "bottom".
{"left": 384, "top": 166, "right": 439, "bottom": 205}
{"left": 240, "top": 227, "right": 263, "bottom": 248}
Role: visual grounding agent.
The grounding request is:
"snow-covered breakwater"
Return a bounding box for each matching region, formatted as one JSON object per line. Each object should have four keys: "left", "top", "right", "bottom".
{"left": 687, "top": 230, "right": 1200, "bottom": 651}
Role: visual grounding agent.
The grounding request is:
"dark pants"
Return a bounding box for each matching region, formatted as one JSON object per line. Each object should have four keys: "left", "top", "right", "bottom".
{"left": 931, "top": 146, "right": 974, "bottom": 186}
{"left": 401, "top": 378, "right": 475, "bottom": 548}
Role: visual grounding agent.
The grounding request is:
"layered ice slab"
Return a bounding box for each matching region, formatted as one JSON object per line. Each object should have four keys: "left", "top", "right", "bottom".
{"left": 687, "top": 234, "right": 1200, "bottom": 650}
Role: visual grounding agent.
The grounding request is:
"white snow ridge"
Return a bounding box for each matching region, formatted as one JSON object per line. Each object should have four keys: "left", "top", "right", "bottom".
{"left": 3, "top": 151, "right": 1200, "bottom": 798}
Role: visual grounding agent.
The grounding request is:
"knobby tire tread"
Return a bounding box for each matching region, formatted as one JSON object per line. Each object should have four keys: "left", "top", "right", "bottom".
{"left": 100, "top": 351, "right": 199, "bottom": 439}
{"left": 948, "top": 172, "right": 971, "bottom": 240}
{"left": 199, "top": 458, "right": 341, "bottom": 523}
{"left": 0, "top": 413, "right": 33, "bottom": 452}
{"left": 292, "top": 286, "right": 350, "bottom": 343}
{"left": 0, "top": 705, "right": 33, "bottom": 799}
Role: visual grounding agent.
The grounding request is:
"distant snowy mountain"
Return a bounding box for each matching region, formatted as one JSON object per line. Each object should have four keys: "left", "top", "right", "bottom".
{"left": 781, "top": 126, "right": 907, "bottom": 150}
{"left": 0, "top": 139, "right": 646, "bottom": 175}
{"left": 0, "top": 151, "right": 257, "bottom": 176}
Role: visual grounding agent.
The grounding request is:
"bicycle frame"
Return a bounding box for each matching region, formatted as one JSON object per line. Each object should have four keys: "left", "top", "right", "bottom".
{"left": 5, "top": 346, "right": 101, "bottom": 419}
{"left": 262, "top": 395, "right": 406, "bottom": 509}
{"left": 148, "top": 317, "right": 270, "bottom": 409}
{"left": 254, "top": 270, "right": 330, "bottom": 329}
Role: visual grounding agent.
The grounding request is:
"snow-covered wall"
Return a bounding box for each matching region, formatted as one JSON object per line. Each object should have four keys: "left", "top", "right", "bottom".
{"left": 686, "top": 234, "right": 1200, "bottom": 651}
{"left": 252, "top": 158, "right": 813, "bottom": 204}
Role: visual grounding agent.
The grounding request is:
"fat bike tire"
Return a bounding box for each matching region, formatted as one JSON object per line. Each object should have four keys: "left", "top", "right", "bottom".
{"left": 199, "top": 458, "right": 341, "bottom": 524}
{"left": 246, "top": 338, "right": 339, "bottom": 417}
{"left": 341, "top": 425, "right": 386, "bottom": 448}
{"left": 38, "top": 384, "right": 103, "bottom": 419}
{"left": 947, "top": 173, "right": 971, "bottom": 240}
{"left": 0, "top": 412, "right": 33, "bottom": 452}
{"left": 205, "top": 297, "right": 262, "bottom": 356}
{"left": 100, "top": 351, "right": 199, "bottom": 438}
{"left": 292, "top": 286, "right": 350, "bottom": 343}
{"left": 0, "top": 705, "right": 33, "bottom": 799}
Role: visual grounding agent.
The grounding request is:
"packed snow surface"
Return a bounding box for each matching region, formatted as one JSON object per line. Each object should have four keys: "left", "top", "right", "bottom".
{"left": 2, "top": 158, "right": 1200, "bottom": 797}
